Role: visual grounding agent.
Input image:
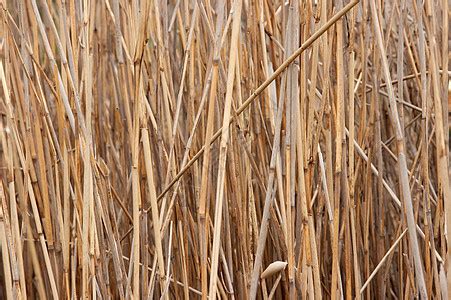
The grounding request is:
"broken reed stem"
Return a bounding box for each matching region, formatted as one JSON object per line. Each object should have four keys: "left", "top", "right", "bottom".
{"left": 0, "top": 0, "right": 449, "bottom": 299}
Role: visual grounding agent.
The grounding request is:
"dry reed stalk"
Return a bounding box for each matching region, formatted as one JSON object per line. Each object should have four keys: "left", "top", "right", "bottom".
{"left": 0, "top": 0, "right": 449, "bottom": 298}
{"left": 369, "top": 0, "right": 427, "bottom": 296}
{"left": 208, "top": 0, "right": 242, "bottom": 298}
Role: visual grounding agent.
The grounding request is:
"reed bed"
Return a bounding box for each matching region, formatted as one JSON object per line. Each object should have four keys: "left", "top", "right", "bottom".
{"left": 0, "top": 0, "right": 449, "bottom": 298}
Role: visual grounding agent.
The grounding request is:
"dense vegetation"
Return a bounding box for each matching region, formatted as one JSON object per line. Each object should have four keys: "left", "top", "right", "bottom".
{"left": 0, "top": 0, "right": 449, "bottom": 298}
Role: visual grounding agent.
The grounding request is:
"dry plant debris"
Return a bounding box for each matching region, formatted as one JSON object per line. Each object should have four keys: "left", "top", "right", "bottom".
{"left": 0, "top": 0, "right": 449, "bottom": 298}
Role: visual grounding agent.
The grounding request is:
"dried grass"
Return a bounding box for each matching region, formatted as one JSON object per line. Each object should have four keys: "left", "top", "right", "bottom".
{"left": 0, "top": 0, "right": 449, "bottom": 298}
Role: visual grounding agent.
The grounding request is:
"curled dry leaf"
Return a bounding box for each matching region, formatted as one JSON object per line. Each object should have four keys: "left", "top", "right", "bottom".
{"left": 261, "top": 261, "right": 288, "bottom": 279}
